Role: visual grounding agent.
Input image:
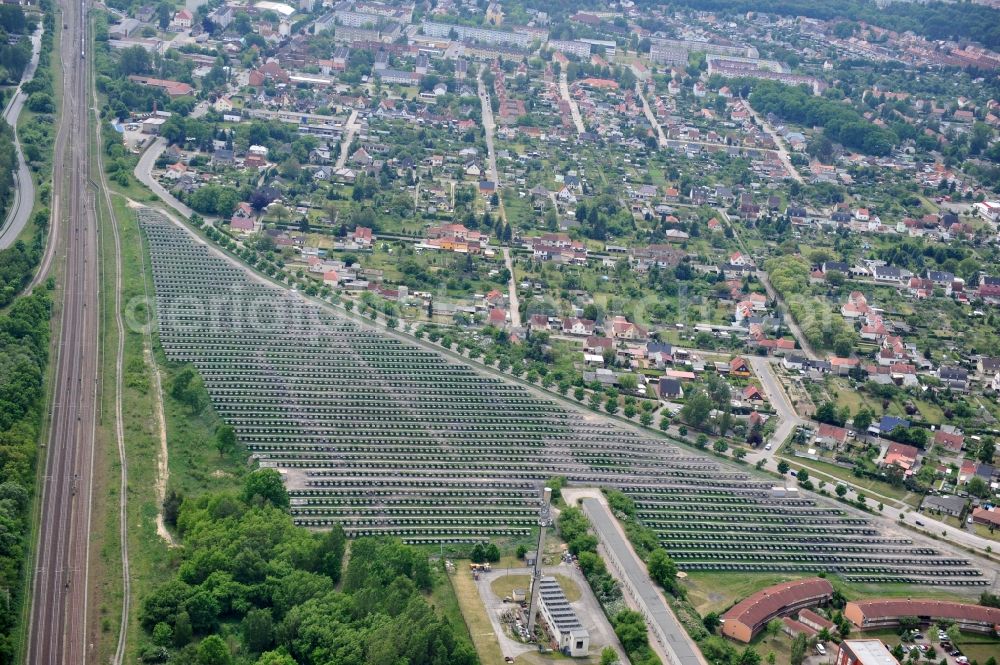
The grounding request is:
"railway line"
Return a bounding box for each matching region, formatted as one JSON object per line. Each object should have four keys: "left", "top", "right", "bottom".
{"left": 25, "top": 0, "right": 100, "bottom": 663}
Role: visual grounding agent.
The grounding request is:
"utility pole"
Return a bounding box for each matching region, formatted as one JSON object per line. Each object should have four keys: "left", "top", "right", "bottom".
{"left": 526, "top": 487, "right": 552, "bottom": 636}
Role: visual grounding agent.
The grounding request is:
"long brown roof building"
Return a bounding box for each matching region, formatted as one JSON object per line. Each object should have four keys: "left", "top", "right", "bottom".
{"left": 845, "top": 599, "right": 1000, "bottom": 634}
{"left": 721, "top": 578, "right": 834, "bottom": 643}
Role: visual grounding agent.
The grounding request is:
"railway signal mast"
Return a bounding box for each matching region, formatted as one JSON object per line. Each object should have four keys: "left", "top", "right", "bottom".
{"left": 526, "top": 486, "right": 553, "bottom": 636}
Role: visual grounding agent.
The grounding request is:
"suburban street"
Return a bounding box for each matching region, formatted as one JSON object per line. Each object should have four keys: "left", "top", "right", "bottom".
{"left": 756, "top": 270, "right": 820, "bottom": 360}
{"left": 27, "top": 0, "right": 102, "bottom": 663}
{"left": 745, "top": 355, "right": 804, "bottom": 458}
{"left": 0, "top": 23, "right": 45, "bottom": 249}
{"left": 636, "top": 82, "right": 666, "bottom": 146}
{"left": 135, "top": 137, "right": 200, "bottom": 220}
{"left": 334, "top": 108, "right": 359, "bottom": 170}
{"left": 560, "top": 71, "right": 585, "bottom": 136}
{"left": 746, "top": 103, "right": 804, "bottom": 184}
{"left": 477, "top": 71, "right": 499, "bottom": 184}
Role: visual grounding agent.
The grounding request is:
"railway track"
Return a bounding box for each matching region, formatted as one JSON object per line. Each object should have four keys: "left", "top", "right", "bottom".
{"left": 25, "top": 1, "right": 100, "bottom": 663}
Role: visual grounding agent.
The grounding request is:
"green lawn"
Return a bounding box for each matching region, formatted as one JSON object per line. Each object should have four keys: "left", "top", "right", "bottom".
{"left": 782, "top": 455, "right": 923, "bottom": 507}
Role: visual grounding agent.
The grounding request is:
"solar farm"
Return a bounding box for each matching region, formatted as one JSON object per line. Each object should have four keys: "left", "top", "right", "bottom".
{"left": 140, "top": 210, "right": 990, "bottom": 588}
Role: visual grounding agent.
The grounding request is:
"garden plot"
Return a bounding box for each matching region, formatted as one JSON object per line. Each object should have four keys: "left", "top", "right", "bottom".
{"left": 139, "top": 209, "right": 989, "bottom": 588}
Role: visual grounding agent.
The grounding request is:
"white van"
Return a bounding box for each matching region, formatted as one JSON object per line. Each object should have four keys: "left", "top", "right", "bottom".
{"left": 815, "top": 644, "right": 827, "bottom": 656}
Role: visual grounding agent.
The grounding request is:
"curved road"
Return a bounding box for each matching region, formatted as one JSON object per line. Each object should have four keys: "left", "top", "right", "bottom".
{"left": 26, "top": 0, "right": 101, "bottom": 663}
{"left": 132, "top": 100, "right": 211, "bottom": 223}
{"left": 0, "top": 23, "right": 45, "bottom": 249}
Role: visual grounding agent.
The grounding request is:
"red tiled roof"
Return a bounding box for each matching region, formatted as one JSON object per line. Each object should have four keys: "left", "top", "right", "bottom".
{"left": 799, "top": 608, "right": 835, "bottom": 630}
{"left": 849, "top": 600, "right": 1000, "bottom": 627}
{"left": 722, "top": 578, "right": 834, "bottom": 632}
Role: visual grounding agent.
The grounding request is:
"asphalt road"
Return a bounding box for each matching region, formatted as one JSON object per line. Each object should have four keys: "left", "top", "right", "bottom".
{"left": 573, "top": 491, "right": 707, "bottom": 665}
{"left": 0, "top": 23, "right": 45, "bottom": 249}
{"left": 134, "top": 136, "right": 200, "bottom": 219}
{"left": 746, "top": 355, "right": 803, "bottom": 458}
{"left": 26, "top": 1, "right": 101, "bottom": 663}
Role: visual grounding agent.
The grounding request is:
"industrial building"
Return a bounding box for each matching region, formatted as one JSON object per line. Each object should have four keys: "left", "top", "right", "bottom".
{"left": 537, "top": 577, "right": 589, "bottom": 657}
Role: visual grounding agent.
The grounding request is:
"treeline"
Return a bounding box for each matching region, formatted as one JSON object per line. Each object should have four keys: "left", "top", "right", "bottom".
{"left": 138, "top": 468, "right": 478, "bottom": 665}
{"left": 19, "top": 2, "right": 55, "bottom": 169}
{"left": 746, "top": 80, "right": 896, "bottom": 156}
{"left": 0, "top": 292, "right": 51, "bottom": 663}
{"left": 0, "top": 5, "right": 32, "bottom": 85}
{"left": 643, "top": 1, "right": 1000, "bottom": 50}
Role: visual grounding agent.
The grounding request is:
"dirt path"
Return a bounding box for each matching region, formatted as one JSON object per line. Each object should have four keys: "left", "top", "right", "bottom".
{"left": 148, "top": 346, "right": 176, "bottom": 547}
{"left": 128, "top": 198, "right": 177, "bottom": 546}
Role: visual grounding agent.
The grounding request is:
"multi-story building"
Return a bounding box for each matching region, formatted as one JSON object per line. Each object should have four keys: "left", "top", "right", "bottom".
{"left": 422, "top": 20, "right": 531, "bottom": 48}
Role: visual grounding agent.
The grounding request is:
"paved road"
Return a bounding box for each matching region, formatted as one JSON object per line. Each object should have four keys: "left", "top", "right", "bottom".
{"left": 560, "top": 72, "right": 585, "bottom": 135}
{"left": 477, "top": 72, "right": 499, "bottom": 185}
{"left": 134, "top": 137, "right": 200, "bottom": 220}
{"left": 502, "top": 247, "right": 521, "bottom": 328}
{"left": 745, "top": 356, "right": 803, "bottom": 459}
{"left": 0, "top": 23, "right": 45, "bottom": 249}
{"left": 570, "top": 491, "right": 707, "bottom": 665}
{"left": 746, "top": 103, "right": 804, "bottom": 184}
{"left": 635, "top": 82, "right": 666, "bottom": 147}
{"left": 27, "top": 0, "right": 101, "bottom": 663}
{"left": 334, "top": 108, "right": 359, "bottom": 170}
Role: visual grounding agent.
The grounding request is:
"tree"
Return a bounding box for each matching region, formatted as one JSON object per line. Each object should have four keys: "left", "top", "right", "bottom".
{"left": 647, "top": 549, "right": 678, "bottom": 593}
{"left": 777, "top": 460, "right": 790, "bottom": 475}
{"left": 713, "top": 439, "right": 728, "bottom": 455}
{"left": 256, "top": 653, "right": 297, "bottom": 665}
{"left": 766, "top": 618, "right": 783, "bottom": 641}
{"left": 796, "top": 469, "right": 809, "bottom": 483}
{"left": 215, "top": 424, "right": 237, "bottom": 457}
{"left": 640, "top": 412, "right": 653, "bottom": 427}
{"left": 197, "top": 635, "right": 232, "bottom": 665}
{"left": 618, "top": 373, "right": 638, "bottom": 393}
{"left": 242, "top": 608, "right": 275, "bottom": 654}
{"left": 853, "top": 408, "right": 874, "bottom": 434}
{"left": 703, "top": 612, "right": 721, "bottom": 633}
{"left": 119, "top": 46, "right": 152, "bottom": 76}
{"left": 835, "top": 484, "right": 848, "bottom": 498}
{"left": 173, "top": 611, "right": 193, "bottom": 647}
{"left": 967, "top": 476, "right": 990, "bottom": 499}
{"left": 790, "top": 633, "right": 808, "bottom": 665}
{"left": 738, "top": 648, "right": 762, "bottom": 665}
{"left": 680, "top": 388, "right": 712, "bottom": 428}
{"left": 977, "top": 438, "right": 996, "bottom": 464}
{"left": 242, "top": 469, "right": 289, "bottom": 509}
{"left": 601, "top": 646, "right": 619, "bottom": 665}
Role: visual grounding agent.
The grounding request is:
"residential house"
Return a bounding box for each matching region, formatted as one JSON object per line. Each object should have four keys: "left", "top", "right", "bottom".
{"left": 609, "top": 316, "right": 647, "bottom": 341}
{"left": 658, "top": 378, "right": 684, "bottom": 400}
{"left": 884, "top": 442, "right": 920, "bottom": 473}
{"left": 939, "top": 366, "right": 969, "bottom": 392}
{"left": 934, "top": 429, "right": 964, "bottom": 453}
{"left": 562, "top": 318, "right": 596, "bottom": 336}
{"left": 730, "top": 357, "right": 751, "bottom": 377}
{"left": 815, "top": 424, "right": 849, "bottom": 448}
